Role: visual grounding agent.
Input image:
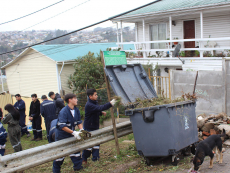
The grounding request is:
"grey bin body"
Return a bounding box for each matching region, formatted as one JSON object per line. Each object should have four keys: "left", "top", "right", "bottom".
{"left": 105, "top": 63, "right": 198, "bottom": 158}
{"left": 126, "top": 101, "right": 198, "bottom": 157}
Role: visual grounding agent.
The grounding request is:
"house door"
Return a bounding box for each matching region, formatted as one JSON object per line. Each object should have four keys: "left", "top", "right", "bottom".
{"left": 184, "top": 20, "right": 195, "bottom": 56}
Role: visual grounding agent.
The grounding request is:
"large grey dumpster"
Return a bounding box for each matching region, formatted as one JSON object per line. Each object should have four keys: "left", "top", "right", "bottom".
{"left": 105, "top": 63, "right": 198, "bottom": 165}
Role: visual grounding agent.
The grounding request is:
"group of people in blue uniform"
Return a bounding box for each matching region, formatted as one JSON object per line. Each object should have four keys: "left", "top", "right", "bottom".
{"left": 0, "top": 91, "right": 65, "bottom": 156}
{"left": 49, "top": 89, "right": 116, "bottom": 172}
{"left": 0, "top": 89, "right": 116, "bottom": 172}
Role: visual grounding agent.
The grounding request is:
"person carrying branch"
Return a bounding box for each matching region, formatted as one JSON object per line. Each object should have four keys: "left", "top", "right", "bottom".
{"left": 53, "top": 94, "right": 84, "bottom": 172}
{"left": 82, "top": 88, "right": 116, "bottom": 164}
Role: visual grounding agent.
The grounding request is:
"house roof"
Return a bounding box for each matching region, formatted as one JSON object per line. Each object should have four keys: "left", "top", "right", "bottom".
{"left": 122, "top": 0, "right": 230, "bottom": 17}
{"left": 32, "top": 43, "right": 135, "bottom": 62}
{"left": 1, "top": 43, "right": 135, "bottom": 69}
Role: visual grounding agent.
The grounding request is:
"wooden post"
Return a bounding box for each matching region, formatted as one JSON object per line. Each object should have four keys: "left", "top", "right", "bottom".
{"left": 168, "top": 70, "right": 171, "bottom": 100}
{"left": 100, "top": 51, "right": 120, "bottom": 155}
{"left": 117, "top": 108, "right": 119, "bottom": 123}
{"left": 193, "top": 71, "right": 199, "bottom": 95}
{"left": 148, "top": 68, "right": 151, "bottom": 80}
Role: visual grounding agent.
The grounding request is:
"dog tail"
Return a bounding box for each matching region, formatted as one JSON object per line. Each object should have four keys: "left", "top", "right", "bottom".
{"left": 220, "top": 129, "right": 226, "bottom": 137}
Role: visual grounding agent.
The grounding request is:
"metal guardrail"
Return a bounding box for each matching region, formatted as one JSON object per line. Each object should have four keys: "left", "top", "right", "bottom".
{"left": 0, "top": 121, "right": 132, "bottom": 173}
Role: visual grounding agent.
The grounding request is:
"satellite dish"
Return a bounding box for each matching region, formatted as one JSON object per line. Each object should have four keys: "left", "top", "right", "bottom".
{"left": 172, "top": 44, "right": 185, "bottom": 64}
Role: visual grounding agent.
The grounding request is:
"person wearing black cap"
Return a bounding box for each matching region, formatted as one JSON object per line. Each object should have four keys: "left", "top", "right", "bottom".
{"left": 48, "top": 91, "right": 65, "bottom": 116}
{"left": 29, "top": 94, "right": 42, "bottom": 141}
{"left": 40, "top": 95, "right": 56, "bottom": 142}
{"left": 14, "top": 94, "right": 30, "bottom": 137}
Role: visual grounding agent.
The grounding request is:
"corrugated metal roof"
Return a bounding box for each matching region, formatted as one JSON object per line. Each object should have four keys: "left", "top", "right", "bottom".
{"left": 125, "top": 0, "right": 230, "bottom": 16}
{"left": 32, "top": 43, "right": 135, "bottom": 62}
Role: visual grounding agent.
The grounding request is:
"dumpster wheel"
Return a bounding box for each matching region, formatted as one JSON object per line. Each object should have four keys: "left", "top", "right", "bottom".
{"left": 171, "top": 155, "right": 179, "bottom": 166}
{"left": 144, "top": 157, "right": 151, "bottom": 166}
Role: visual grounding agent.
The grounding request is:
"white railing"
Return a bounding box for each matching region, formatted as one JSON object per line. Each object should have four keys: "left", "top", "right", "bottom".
{"left": 118, "top": 37, "right": 230, "bottom": 52}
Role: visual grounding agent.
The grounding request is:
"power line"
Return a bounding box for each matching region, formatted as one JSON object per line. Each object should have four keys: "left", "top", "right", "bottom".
{"left": 2, "top": 22, "right": 119, "bottom": 62}
{"left": 16, "top": 0, "right": 91, "bottom": 32}
{"left": 0, "top": 0, "right": 91, "bottom": 46}
{"left": 0, "top": 0, "right": 162, "bottom": 56}
{"left": 0, "top": 0, "right": 65, "bottom": 26}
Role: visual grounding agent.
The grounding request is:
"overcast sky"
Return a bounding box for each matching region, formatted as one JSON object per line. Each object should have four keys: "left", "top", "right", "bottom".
{"left": 0, "top": 0, "right": 154, "bottom": 31}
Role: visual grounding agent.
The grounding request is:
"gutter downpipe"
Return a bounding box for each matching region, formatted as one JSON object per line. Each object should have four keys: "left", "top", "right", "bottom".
{"left": 59, "top": 62, "right": 65, "bottom": 94}
{"left": 1, "top": 69, "right": 4, "bottom": 92}
{"left": 56, "top": 64, "right": 61, "bottom": 94}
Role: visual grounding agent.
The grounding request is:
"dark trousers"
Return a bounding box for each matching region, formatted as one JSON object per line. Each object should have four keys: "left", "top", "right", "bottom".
{"left": 53, "top": 152, "right": 82, "bottom": 173}
{"left": 8, "top": 125, "right": 22, "bottom": 152}
{"left": 32, "top": 116, "right": 42, "bottom": 139}
{"left": 82, "top": 128, "right": 100, "bottom": 161}
{"left": 19, "top": 114, "right": 29, "bottom": 135}
{"left": 0, "top": 149, "right": 5, "bottom": 156}
{"left": 45, "top": 120, "right": 51, "bottom": 140}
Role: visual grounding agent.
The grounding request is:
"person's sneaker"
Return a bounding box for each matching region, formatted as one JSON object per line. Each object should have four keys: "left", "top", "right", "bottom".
{"left": 27, "top": 133, "right": 31, "bottom": 138}
{"left": 82, "top": 160, "right": 87, "bottom": 165}
{"left": 74, "top": 166, "right": 84, "bottom": 171}
{"left": 35, "top": 137, "right": 42, "bottom": 141}
{"left": 31, "top": 138, "right": 37, "bottom": 141}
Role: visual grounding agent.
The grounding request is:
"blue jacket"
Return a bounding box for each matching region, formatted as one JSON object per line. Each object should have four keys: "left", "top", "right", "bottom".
{"left": 55, "top": 105, "right": 82, "bottom": 141}
{"left": 40, "top": 100, "right": 56, "bottom": 123}
{"left": 84, "top": 99, "right": 112, "bottom": 130}
{"left": 0, "top": 122, "right": 7, "bottom": 146}
{"left": 49, "top": 119, "right": 58, "bottom": 143}
{"left": 14, "top": 99, "right": 26, "bottom": 117}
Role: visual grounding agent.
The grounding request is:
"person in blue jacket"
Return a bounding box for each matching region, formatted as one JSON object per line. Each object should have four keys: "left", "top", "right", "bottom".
{"left": 48, "top": 119, "right": 58, "bottom": 143}
{"left": 82, "top": 88, "right": 116, "bottom": 164}
{"left": 0, "top": 121, "right": 7, "bottom": 156}
{"left": 40, "top": 95, "right": 56, "bottom": 141}
{"left": 14, "top": 94, "right": 30, "bottom": 137}
{"left": 53, "top": 93, "right": 84, "bottom": 173}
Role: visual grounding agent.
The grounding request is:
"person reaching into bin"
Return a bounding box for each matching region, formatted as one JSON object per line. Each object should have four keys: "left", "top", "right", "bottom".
{"left": 53, "top": 93, "right": 84, "bottom": 172}
{"left": 2, "top": 104, "right": 22, "bottom": 152}
{"left": 40, "top": 95, "right": 56, "bottom": 141}
{"left": 14, "top": 94, "right": 31, "bottom": 137}
{"left": 82, "top": 88, "right": 116, "bottom": 164}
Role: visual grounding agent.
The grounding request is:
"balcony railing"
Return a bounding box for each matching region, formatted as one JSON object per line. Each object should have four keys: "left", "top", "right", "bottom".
{"left": 117, "top": 37, "right": 230, "bottom": 57}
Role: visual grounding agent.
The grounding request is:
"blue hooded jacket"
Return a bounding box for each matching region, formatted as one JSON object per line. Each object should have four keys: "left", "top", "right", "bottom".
{"left": 0, "top": 122, "right": 7, "bottom": 146}
{"left": 49, "top": 119, "right": 58, "bottom": 143}
{"left": 84, "top": 99, "right": 112, "bottom": 130}
{"left": 40, "top": 100, "right": 56, "bottom": 123}
{"left": 55, "top": 105, "right": 82, "bottom": 141}
{"left": 14, "top": 99, "right": 26, "bottom": 117}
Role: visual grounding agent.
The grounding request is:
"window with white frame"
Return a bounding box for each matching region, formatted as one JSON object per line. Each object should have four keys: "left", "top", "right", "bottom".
{"left": 150, "top": 23, "right": 167, "bottom": 49}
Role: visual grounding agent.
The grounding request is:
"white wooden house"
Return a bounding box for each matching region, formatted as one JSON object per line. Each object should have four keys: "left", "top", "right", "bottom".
{"left": 112, "top": 0, "right": 230, "bottom": 76}
{"left": 1, "top": 43, "right": 134, "bottom": 97}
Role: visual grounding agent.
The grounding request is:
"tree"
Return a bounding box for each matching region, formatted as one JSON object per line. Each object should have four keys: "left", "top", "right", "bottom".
{"left": 68, "top": 51, "right": 105, "bottom": 93}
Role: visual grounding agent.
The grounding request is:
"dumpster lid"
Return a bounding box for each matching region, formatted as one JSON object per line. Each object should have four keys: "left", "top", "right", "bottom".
{"left": 105, "top": 64, "right": 157, "bottom": 105}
